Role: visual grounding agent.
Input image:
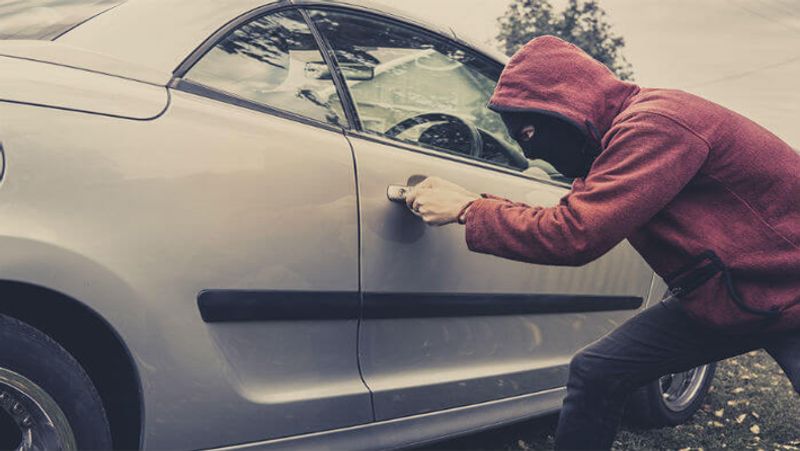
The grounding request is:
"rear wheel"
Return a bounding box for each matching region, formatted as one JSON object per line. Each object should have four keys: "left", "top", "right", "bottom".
{"left": 0, "top": 314, "right": 111, "bottom": 450}
{"left": 625, "top": 362, "right": 716, "bottom": 428}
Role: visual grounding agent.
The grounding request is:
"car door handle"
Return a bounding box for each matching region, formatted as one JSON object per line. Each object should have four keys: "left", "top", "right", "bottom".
{"left": 387, "top": 184, "right": 410, "bottom": 202}
{"left": 387, "top": 175, "right": 429, "bottom": 203}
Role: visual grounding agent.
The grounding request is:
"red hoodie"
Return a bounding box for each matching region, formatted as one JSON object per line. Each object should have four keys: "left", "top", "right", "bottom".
{"left": 465, "top": 35, "right": 800, "bottom": 334}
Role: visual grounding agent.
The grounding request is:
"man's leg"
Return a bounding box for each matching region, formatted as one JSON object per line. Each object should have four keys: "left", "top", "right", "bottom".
{"left": 553, "top": 298, "right": 764, "bottom": 450}
{"left": 764, "top": 332, "right": 800, "bottom": 395}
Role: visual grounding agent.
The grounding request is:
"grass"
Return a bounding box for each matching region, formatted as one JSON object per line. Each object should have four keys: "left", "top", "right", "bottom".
{"left": 421, "top": 350, "right": 800, "bottom": 450}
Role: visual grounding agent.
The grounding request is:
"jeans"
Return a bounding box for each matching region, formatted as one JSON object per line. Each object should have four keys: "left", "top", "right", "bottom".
{"left": 553, "top": 296, "right": 800, "bottom": 450}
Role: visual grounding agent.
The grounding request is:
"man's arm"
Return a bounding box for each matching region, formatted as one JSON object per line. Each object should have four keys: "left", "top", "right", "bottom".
{"left": 464, "top": 112, "right": 711, "bottom": 266}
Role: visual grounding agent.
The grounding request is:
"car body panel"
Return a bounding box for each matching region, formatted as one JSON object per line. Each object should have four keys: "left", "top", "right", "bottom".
{"left": 211, "top": 387, "right": 566, "bottom": 450}
{"left": 0, "top": 40, "right": 170, "bottom": 86}
{"left": 0, "top": 88, "right": 369, "bottom": 448}
{"left": 0, "top": 55, "right": 168, "bottom": 119}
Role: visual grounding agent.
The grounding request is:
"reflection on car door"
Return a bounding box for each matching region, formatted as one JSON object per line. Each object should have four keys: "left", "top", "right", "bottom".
{"left": 309, "top": 8, "right": 655, "bottom": 421}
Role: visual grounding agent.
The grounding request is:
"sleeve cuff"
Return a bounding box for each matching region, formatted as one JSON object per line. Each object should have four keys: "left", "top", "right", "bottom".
{"left": 464, "top": 197, "right": 502, "bottom": 253}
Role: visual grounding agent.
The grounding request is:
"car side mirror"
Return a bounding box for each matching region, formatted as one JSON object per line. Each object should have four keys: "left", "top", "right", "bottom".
{"left": 305, "top": 61, "right": 374, "bottom": 81}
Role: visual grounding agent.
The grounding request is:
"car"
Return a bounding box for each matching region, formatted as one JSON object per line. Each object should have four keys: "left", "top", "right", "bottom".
{"left": 0, "top": 0, "right": 717, "bottom": 449}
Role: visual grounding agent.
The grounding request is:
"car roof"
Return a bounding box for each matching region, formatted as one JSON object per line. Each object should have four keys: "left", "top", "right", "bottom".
{"left": 58, "top": 0, "right": 507, "bottom": 86}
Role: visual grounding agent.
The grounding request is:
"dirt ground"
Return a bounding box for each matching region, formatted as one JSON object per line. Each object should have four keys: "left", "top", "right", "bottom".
{"left": 421, "top": 350, "right": 800, "bottom": 450}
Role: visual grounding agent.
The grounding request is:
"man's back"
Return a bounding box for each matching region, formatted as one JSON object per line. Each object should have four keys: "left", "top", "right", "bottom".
{"left": 616, "top": 87, "right": 800, "bottom": 331}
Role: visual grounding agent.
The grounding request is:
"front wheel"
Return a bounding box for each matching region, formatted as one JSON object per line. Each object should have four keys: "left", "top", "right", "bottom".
{"left": 625, "top": 362, "right": 717, "bottom": 428}
{"left": 0, "top": 314, "right": 111, "bottom": 450}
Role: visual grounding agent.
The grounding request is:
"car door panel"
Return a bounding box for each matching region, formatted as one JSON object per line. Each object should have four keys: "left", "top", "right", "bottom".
{"left": 351, "top": 135, "right": 653, "bottom": 420}
{"left": 305, "top": 7, "right": 654, "bottom": 420}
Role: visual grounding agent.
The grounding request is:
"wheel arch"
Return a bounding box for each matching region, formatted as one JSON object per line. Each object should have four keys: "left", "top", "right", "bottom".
{"left": 0, "top": 280, "right": 143, "bottom": 450}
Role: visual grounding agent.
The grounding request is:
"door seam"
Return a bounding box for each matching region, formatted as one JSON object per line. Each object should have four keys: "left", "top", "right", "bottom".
{"left": 341, "top": 127, "right": 377, "bottom": 421}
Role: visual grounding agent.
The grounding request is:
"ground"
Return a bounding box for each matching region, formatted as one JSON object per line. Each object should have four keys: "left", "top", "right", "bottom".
{"left": 423, "top": 350, "right": 800, "bottom": 450}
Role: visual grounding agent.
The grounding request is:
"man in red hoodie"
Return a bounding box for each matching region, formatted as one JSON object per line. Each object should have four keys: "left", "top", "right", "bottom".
{"left": 405, "top": 35, "right": 800, "bottom": 449}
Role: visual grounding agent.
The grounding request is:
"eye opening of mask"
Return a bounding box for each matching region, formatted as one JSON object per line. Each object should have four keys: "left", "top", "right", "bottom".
{"left": 515, "top": 125, "right": 536, "bottom": 143}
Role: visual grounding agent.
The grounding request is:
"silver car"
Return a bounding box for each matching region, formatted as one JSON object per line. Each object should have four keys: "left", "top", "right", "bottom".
{"left": 0, "top": 0, "right": 716, "bottom": 449}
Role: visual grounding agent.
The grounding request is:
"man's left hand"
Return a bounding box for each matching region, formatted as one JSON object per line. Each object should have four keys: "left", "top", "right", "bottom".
{"left": 404, "top": 176, "right": 480, "bottom": 226}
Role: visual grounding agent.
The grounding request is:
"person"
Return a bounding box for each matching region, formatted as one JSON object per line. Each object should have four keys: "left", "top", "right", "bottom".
{"left": 404, "top": 35, "right": 800, "bottom": 450}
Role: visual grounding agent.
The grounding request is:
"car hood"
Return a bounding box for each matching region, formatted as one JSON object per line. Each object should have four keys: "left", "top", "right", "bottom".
{"left": 0, "top": 41, "right": 168, "bottom": 120}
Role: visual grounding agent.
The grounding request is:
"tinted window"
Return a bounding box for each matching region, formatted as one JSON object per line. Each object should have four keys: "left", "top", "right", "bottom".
{"left": 186, "top": 9, "right": 346, "bottom": 127}
{"left": 309, "top": 9, "right": 528, "bottom": 170}
{"left": 0, "top": 0, "right": 124, "bottom": 40}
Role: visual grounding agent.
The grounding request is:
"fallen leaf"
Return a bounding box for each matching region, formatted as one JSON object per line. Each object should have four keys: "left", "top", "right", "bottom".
{"left": 714, "top": 408, "right": 725, "bottom": 417}
{"left": 736, "top": 414, "right": 747, "bottom": 423}
{"left": 750, "top": 424, "right": 761, "bottom": 434}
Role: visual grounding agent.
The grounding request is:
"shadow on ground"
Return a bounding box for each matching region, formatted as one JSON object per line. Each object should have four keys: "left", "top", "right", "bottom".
{"left": 416, "top": 350, "right": 800, "bottom": 451}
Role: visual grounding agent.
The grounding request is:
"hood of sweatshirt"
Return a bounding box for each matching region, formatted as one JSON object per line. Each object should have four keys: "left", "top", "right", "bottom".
{"left": 488, "top": 35, "right": 639, "bottom": 143}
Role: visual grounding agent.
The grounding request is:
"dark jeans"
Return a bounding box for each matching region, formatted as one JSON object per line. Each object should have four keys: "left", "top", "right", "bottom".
{"left": 553, "top": 296, "right": 800, "bottom": 450}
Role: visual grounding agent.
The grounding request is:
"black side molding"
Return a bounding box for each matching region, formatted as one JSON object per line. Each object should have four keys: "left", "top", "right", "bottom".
{"left": 364, "top": 293, "right": 643, "bottom": 319}
{"left": 197, "top": 290, "right": 360, "bottom": 322}
{"left": 198, "top": 290, "right": 642, "bottom": 323}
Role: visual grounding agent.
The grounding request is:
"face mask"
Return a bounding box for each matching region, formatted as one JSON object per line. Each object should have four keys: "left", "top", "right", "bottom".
{"left": 502, "top": 112, "right": 598, "bottom": 178}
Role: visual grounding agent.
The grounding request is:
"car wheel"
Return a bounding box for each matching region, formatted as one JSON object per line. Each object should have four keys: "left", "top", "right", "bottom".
{"left": 625, "top": 362, "right": 716, "bottom": 428}
{"left": 0, "top": 314, "right": 111, "bottom": 450}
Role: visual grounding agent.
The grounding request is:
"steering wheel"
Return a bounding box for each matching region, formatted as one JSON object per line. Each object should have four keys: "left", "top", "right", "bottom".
{"left": 487, "top": 132, "right": 530, "bottom": 170}
{"left": 384, "top": 113, "right": 484, "bottom": 159}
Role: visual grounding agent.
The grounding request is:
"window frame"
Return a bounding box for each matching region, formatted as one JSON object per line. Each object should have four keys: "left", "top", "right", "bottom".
{"left": 169, "top": 4, "right": 355, "bottom": 133}
{"left": 302, "top": 5, "right": 570, "bottom": 187}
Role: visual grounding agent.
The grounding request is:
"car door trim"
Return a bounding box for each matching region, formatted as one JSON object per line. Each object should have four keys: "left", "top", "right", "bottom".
{"left": 197, "top": 290, "right": 361, "bottom": 322}
{"left": 172, "top": 79, "right": 346, "bottom": 133}
{"left": 345, "top": 130, "right": 573, "bottom": 189}
{"left": 197, "top": 290, "right": 642, "bottom": 322}
{"left": 172, "top": 1, "right": 294, "bottom": 79}
{"left": 300, "top": 8, "right": 361, "bottom": 130}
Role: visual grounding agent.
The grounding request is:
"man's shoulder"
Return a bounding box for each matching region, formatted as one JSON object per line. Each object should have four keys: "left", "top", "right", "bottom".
{"left": 611, "top": 87, "right": 733, "bottom": 144}
{"left": 621, "top": 88, "right": 720, "bottom": 121}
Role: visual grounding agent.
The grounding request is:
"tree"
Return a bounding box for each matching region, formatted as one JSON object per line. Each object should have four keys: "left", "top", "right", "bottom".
{"left": 497, "top": 0, "right": 634, "bottom": 80}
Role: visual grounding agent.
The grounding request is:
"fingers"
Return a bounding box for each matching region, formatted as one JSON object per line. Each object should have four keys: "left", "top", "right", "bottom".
{"left": 404, "top": 187, "right": 425, "bottom": 217}
{"left": 404, "top": 183, "right": 431, "bottom": 210}
{"left": 415, "top": 176, "right": 439, "bottom": 190}
{"left": 404, "top": 186, "right": 417, "bottom": 209}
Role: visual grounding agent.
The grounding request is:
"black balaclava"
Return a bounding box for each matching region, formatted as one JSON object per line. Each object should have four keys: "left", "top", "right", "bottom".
{"left": 501, "top": 111, "right": 599, "bottom": 178}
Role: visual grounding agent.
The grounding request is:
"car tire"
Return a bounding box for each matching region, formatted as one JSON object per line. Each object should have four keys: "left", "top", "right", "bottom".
{"left": 624, "top": 362, "right": 717, "bottom": 428}
{"left": 0, "top": 314, "right": 112, "bottom": 450}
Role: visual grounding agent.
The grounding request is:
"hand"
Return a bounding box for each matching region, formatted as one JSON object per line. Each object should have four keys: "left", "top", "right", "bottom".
{"left": 404, "top": 176, "right": 479, "bottom": 226}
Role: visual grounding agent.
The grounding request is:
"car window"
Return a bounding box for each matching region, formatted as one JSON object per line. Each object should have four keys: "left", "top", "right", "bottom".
{"left": 0, "top": 0, "right": 124, "bottom": 40}
{"left": 184, "top": 9, "right": 346, "bottom": 127}
{"left": 308, "top": 9, "right": 528, "bottom": 170}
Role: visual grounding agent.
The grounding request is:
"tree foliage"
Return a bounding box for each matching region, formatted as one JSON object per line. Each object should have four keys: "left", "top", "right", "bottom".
{"left": 497, "top": 0, "right": 634, "bottom": 80}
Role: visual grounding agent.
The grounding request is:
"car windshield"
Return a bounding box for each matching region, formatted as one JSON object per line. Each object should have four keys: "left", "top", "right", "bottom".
{"left": 0, "top": 0, "right": 125, "bottom": 40}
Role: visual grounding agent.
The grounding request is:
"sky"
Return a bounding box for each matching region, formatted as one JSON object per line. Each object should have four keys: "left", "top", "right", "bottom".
{"left": 372, "top": 0, "right": 800, "bottom": 147}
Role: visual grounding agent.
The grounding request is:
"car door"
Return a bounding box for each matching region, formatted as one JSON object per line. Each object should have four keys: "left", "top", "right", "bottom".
{"left": 307, "top": 7, "right": 657, "bottom": 421}
{"left": 162, "top": 7, "right": 373, "bottom": 443}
